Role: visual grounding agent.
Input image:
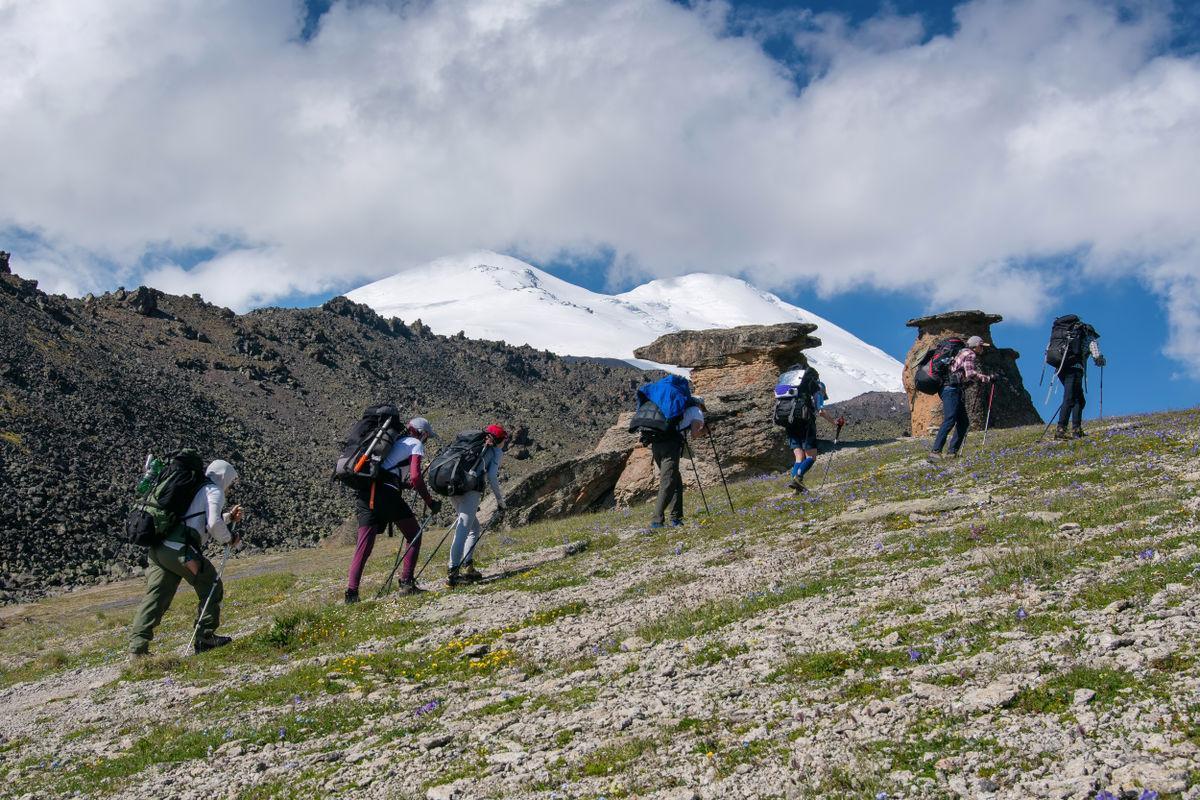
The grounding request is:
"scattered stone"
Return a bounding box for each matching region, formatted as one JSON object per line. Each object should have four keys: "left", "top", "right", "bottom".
{"left": 1100, "top": 633, "right": 1135, "bottom": 651}
{"left": 960, "top": 682, "right": 1019, "bottom": 713}
{"left": 1059, "top": 522, "right": 1082, "bottom": 533}
{"left": 1102, "top": 599, "right": 1134, "bottom": 615}
{"left": 1073, "top": 688, "right": 1096, "bottom": 706}
{"left": 1110, "top": 761, "right": 1188, "bottom": 794}
{"left": 421, "top": 734, "right": 453, "bottom": 750}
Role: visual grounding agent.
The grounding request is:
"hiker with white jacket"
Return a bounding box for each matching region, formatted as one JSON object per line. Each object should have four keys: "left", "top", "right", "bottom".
{"left": 129, "top": 460, "right": 242, "bottom": 657}
{"left": 446, "top": 424, "right": 508, "bottom": 587}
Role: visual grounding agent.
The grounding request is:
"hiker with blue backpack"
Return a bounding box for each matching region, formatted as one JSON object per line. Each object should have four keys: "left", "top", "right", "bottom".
{"left": 128, "top": 455, "right": 243, "bottom": 658}
{"left": 343, "top": 416, "right": 442, "bottom": 603}
{"left": 430, "top": 424, "right": 508, "bottom": 588}
{"left": 629, "top": 375, "right": 707, "bottom": 529}
{"left": 926, "top": 335, "right": 993, "bottom": 462}
{"left": 773, "top": 365, "right": 840, "bottom": 492}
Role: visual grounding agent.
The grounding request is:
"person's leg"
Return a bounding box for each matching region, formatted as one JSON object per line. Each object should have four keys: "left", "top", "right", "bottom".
{"left": 788, "top": 435, "right": 805, "bottom": 477}
{"left": 668, "top": 439, "right": 685, "bottom": 523}
{"left": 459, "top": 492, "right": 483, "bottom": 566}
{"left": 1068, "top": 372, "right": 1086, "bottom": 431}
{"left": 795, "top": 420, "right": 818, "bottom": 479}
{"left": 931, "top": 387, "right": 959, "bottom": 453}
{"left": 949, "top": 394, "right": 971, "bottom": 454}
{"left": 187, "top": 553, "right": 224, "bottom": 641}
{"left": 651, "top": 441, "right": 671, "bottom": 526}
{"left": 347, "top": 524, "right": 381, "bottom": 592}
{"left": 129, "top": 547, "right": 183, "bottom": 654}
{"left": 396, "top": 515, "right": 422, "bottom": 582}
{"left": 448, "top": 494, "right": 470, "bottom": 571}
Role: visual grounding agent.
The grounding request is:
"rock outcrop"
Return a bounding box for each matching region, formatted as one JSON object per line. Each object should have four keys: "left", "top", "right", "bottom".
{"left": 498, "top": 323, "right": 823, "bottom": 523}
{"left": 902, "top": 311, "right": 1041, "bottom": 435}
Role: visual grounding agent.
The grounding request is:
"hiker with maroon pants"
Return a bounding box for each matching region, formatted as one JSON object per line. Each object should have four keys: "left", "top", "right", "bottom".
{"left": 345, "top": 417, "right": 441, "bottom": 603}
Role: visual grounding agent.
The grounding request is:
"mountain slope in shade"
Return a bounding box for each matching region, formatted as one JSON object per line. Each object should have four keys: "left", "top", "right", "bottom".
{"left": 346, "top": 251, "right": 904, "bottom": 401}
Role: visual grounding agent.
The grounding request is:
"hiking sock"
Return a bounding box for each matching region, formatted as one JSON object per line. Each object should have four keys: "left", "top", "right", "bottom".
{"left": 790, "top": 462, "right": 803, "bottom": 478}
{"left": 797, "top": 457, "right": 816, "bottom": 477}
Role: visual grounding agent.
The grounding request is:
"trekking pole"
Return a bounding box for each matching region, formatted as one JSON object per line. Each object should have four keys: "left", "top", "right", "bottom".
{"left": 818, "top": 417, "right": 846, "bottom": 490}
{"left": 413, "top": 520, "right": 457, "bottom": 583}
{"left": 682, "top": 438, "right": 711, "bottom": 516}
{"left": 706, "top": 428, "right": 734, "bottom": 513}
{"left": 981, "top": 383, "right": 996, "bottom": 447}
{"left": 1099, "top": 365, "right": 1104, "bottom": 421}
{"left": 377, "top": 515, "right": 432, "bottom": 598}
{"left": 457, "top": 515, "right": 497, "bottom": 570}
{"left": 1038, "top": 398, "right": 1068, "bottom": 442}
{"left": 185, "top": 531, "right": 234, "bottom": 657}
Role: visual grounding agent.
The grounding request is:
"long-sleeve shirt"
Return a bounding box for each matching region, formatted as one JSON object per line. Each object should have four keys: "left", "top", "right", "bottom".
{"left": 481, "top": 446, "right": 504, "bottom": 505}
{"left": 1063, "top": 335, "right": 1104, "bottom": 373}
{"left": 950, "top": 348, "right": 988, "bottom": 385}
{"left": 382, "top": 436, "right": 434, "bottom": 505}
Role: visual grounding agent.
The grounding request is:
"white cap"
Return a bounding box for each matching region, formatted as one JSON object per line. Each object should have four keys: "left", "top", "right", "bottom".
{"left": 408, "top": 417, "right": 437, "bottom": 439}
{"left": 966, "top": 335, "right": 990, "bottom": 348}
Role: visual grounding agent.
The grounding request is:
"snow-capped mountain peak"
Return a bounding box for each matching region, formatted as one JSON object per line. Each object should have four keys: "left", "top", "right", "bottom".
{"left": 345, "top": 252, "right": 903, "bottom": 401}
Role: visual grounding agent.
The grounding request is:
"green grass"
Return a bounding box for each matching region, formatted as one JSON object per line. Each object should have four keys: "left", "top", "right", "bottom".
{"left": 770, "top": 647, "right": 911, "bottom": 683}
{"left": 1013, "top": 666, "right": 1139, "bottom": 715}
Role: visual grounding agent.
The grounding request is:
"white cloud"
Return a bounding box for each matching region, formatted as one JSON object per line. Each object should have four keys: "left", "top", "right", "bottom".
{"left": 0, "top": 0, "right": 1198, "bottom": 367}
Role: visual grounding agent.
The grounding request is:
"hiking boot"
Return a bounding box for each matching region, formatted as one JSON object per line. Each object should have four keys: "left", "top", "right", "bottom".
{"left": 1052, "top": 427, "right": 1071, "bottom": 440}
{"left": 344, "top": 588, "right": 359, "bottom": 605}
{"left": 926, "top": 452, "right": 942, "bottom": 464}
{"left": 1072, "top": 428, "right": 1087, "bottom": 439}
{"left": 461, "top": 564, "right": 484, "bottom": 582}
{"left": 397, "top": 579, "right": 423, "bottom": 596}
{"left": 649, "top": 521, "right": 665, "bottom": 530}
{"left": 789, "top": 476, "right": 806, "bottom": 493}
{"left": 446, "top": 568, "right": 463, "bottom": 588}
{"left": 127, "top": 650, "right": 150, "bottom": 664}
{"left": 194, "top": 633, "right": 232, "bottom": 654}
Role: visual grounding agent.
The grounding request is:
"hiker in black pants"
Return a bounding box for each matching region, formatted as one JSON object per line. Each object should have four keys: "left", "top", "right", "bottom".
{"left": 651, "top": 403, "right": 707, "bottom": 529}
{"left": 1053, "top": 323, "right": 1105, "bottom": 439}
{"left": 928, "top": 336, "right": 992, "bottom": 461}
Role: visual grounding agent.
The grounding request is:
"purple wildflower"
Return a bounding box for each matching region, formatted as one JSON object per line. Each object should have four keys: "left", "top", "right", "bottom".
{"left": 907, "top": 647, "right": 922, "bottom": 662}
{"left": 1016, "top": 608, "right": 1028, "bottom": 621}
{"left": 674, "top": 543, "right": 684, "bottom": 555}
{"left": 874, "top": 541, "right": 884, "bottom": 552}
{"left": 415, "top": 699, "right": 441, "bottom": 717}
{"left": 278, "top": 727, "right": 287, "bottom": 740}
{"left": 1137, "top": 548, "right": 1155, "bottom": 561}
{"left": 1138, "top": 791, "right": 1159, "bottom": 800}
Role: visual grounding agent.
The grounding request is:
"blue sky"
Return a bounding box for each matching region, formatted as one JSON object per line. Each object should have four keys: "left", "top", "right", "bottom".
{"left": 2, "top": 0, "right": 1198, "bottom": 418}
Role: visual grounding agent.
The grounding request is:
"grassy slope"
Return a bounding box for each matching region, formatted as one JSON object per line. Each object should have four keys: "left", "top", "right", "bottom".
{"left": 1, "top": 410, "right": 1199, "bottom": 799}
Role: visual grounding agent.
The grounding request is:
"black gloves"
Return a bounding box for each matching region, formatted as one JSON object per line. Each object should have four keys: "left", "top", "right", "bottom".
{"left": 428, "top": 498, "right": 443, "bottom": 515}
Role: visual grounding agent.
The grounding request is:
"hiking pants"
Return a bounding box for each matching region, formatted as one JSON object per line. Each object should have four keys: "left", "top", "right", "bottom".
{"left": 129, "top": 543, "right": 221, "bottom": 654}
{"left": 932, "top": 385, "right": 970, "bottom": 455}
{"left": 1057, "top": 369, "right": 1086, "bottom": 430}
{"left": 448, "top": 491, "right": 483, "bottom": 570}
{"left": 651, "top": 437, "right": 685, "bottom": 525}
{"left": 348, "top": 516, "right": 422, "bottom": 591}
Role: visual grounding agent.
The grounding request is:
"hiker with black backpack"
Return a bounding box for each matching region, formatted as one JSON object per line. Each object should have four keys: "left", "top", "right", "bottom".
{"left": 128, "top": 457, "right": 243, "bottom": 658}
{"left": 344, "top": 417, "right": 442, "bottom": 603}
{"left": 773, "top": 365, "right": 838, "bottom": 492}
{"left": 435, "top": 424, "right": 508, "bottom": 587}
{"left": 628, "top": 375, "right": 707, "bottom": 529}
{"left": 1045, "top": 315, "right": 1105, "bottom": 439}
{"left": 927, "top": 335, "right": 993, "bottom": 462}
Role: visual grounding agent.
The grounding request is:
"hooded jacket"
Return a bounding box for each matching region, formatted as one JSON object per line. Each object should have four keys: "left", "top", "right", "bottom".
{"left": 169, "top": 460, "right": 239, "bottom": 547}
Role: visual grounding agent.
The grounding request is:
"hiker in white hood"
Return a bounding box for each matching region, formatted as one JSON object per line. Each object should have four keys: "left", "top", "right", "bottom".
{"left": 129, "top": 460, "right": 243, "bottom": 657}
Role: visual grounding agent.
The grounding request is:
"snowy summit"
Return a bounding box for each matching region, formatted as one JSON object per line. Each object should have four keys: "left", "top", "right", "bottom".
{"left": 346, "top": 252, "right": 903, "bottom": 401}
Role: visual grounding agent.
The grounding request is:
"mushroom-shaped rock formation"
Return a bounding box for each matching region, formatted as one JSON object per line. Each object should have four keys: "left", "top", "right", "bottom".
{"left": 903, "top": 311, "right": 1041, "bottom": 437}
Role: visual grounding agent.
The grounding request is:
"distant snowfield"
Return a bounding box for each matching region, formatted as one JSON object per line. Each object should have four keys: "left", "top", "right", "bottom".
{"left": 346, "top": 252, "right": 904, "bottom": 402}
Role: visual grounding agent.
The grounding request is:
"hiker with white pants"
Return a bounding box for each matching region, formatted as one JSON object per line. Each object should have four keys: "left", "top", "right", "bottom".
{"left": 446, "top": 424, "right": 508, "bottom": 587}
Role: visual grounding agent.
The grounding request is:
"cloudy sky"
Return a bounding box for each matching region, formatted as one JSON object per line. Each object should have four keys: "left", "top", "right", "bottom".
{"left": 2, "top": 0, "right": 1198, "bottom": 412}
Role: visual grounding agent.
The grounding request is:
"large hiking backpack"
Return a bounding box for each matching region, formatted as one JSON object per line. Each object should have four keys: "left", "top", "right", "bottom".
{"left": 914, "top": 338, "right": 966, "bottom": 395}
{"left": 333, "top": 404, "right": 402, "bottom": 487}
{"left": 427, "top": 431, "right": 489, "bottom": 496}
{"left": 1045, "top": 315, "right": 1096, "bottom": 372}
{"left": 629, "top": 375, "right": 693, "bottom": 445}
{"left": 773, "top": 366, "right": 819, "bottom": 430}
{"left": 124, "top": 448, "right": 210, "bottom": 547}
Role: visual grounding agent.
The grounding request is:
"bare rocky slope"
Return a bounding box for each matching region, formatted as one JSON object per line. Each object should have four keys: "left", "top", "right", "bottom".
{"left": 0, "top": 268, "right": 645, "bottom": 601}
{"left": 1, "top": 410, "right": 1198, "bottom": 799}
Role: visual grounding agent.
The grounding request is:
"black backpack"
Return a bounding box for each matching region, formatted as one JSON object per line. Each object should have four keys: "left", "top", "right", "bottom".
{"left": 914, "top": 338, "right": 966, "bottom": 395}
{"left": 1045, "top": 315, "right": 1096, "bottom": 372}
{"left": 773, "top": 368, "right": 820, "bottom": 429}
{"left": 124, "top": 449, "right": 209, "bottom": 547}
{"left": 333, "top": 404, "right": 402, "bottom": 487}
{"left": 427, "top": 431, "right": 489, "bottom": 496}
{"left": 629, "top": 400, "right": 680, "bottom": 445}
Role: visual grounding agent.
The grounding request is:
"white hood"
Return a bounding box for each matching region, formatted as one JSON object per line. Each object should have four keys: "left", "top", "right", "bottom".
{"left": 206, "top": 460, "right": 238, "bottom": 493}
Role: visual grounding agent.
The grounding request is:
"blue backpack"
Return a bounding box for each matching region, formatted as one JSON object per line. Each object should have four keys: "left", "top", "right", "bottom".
{"left": 629, "top": 375, "right": 695, "bottom": 444}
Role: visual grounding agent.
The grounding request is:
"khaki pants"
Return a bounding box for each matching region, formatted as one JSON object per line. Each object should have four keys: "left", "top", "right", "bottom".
{"left": 651, "top": 438, "right": 685, "bottom": 525}
{"left": 129, "top": 543, "right": 222, "bottom": 654}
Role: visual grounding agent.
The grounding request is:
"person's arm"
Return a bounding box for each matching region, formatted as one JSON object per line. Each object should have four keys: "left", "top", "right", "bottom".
{"left": 486, "top": 448, "right": 505, "bottom": 508}
{"left": 205, "top": 485, "right": 233, "bottom": 545}
{"left": 408, "top": 453, "right": 435, "bottom": 507}
{"left": 957, "top": 350, "right": 990, "bottom": 383}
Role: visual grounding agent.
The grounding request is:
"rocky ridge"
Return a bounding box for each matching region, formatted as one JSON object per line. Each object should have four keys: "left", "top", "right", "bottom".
{"left": 1, "top": 409, "right": 1198, "bottom": 799}
{"left": 0, "top": 269, "right": 643, "bottom": 601}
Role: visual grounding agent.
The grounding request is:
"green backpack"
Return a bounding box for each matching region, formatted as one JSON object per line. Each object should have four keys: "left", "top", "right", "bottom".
{"left": 124, "top": 449, "right": 210, "bottom": 547}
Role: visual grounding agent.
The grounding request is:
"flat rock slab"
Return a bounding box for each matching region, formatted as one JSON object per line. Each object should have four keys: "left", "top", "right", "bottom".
{"left": 959, "top": 681, "right": 1019, "bottom": 713}
{"left": 826, "top": 493, "right": 992, "bottom": 525}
